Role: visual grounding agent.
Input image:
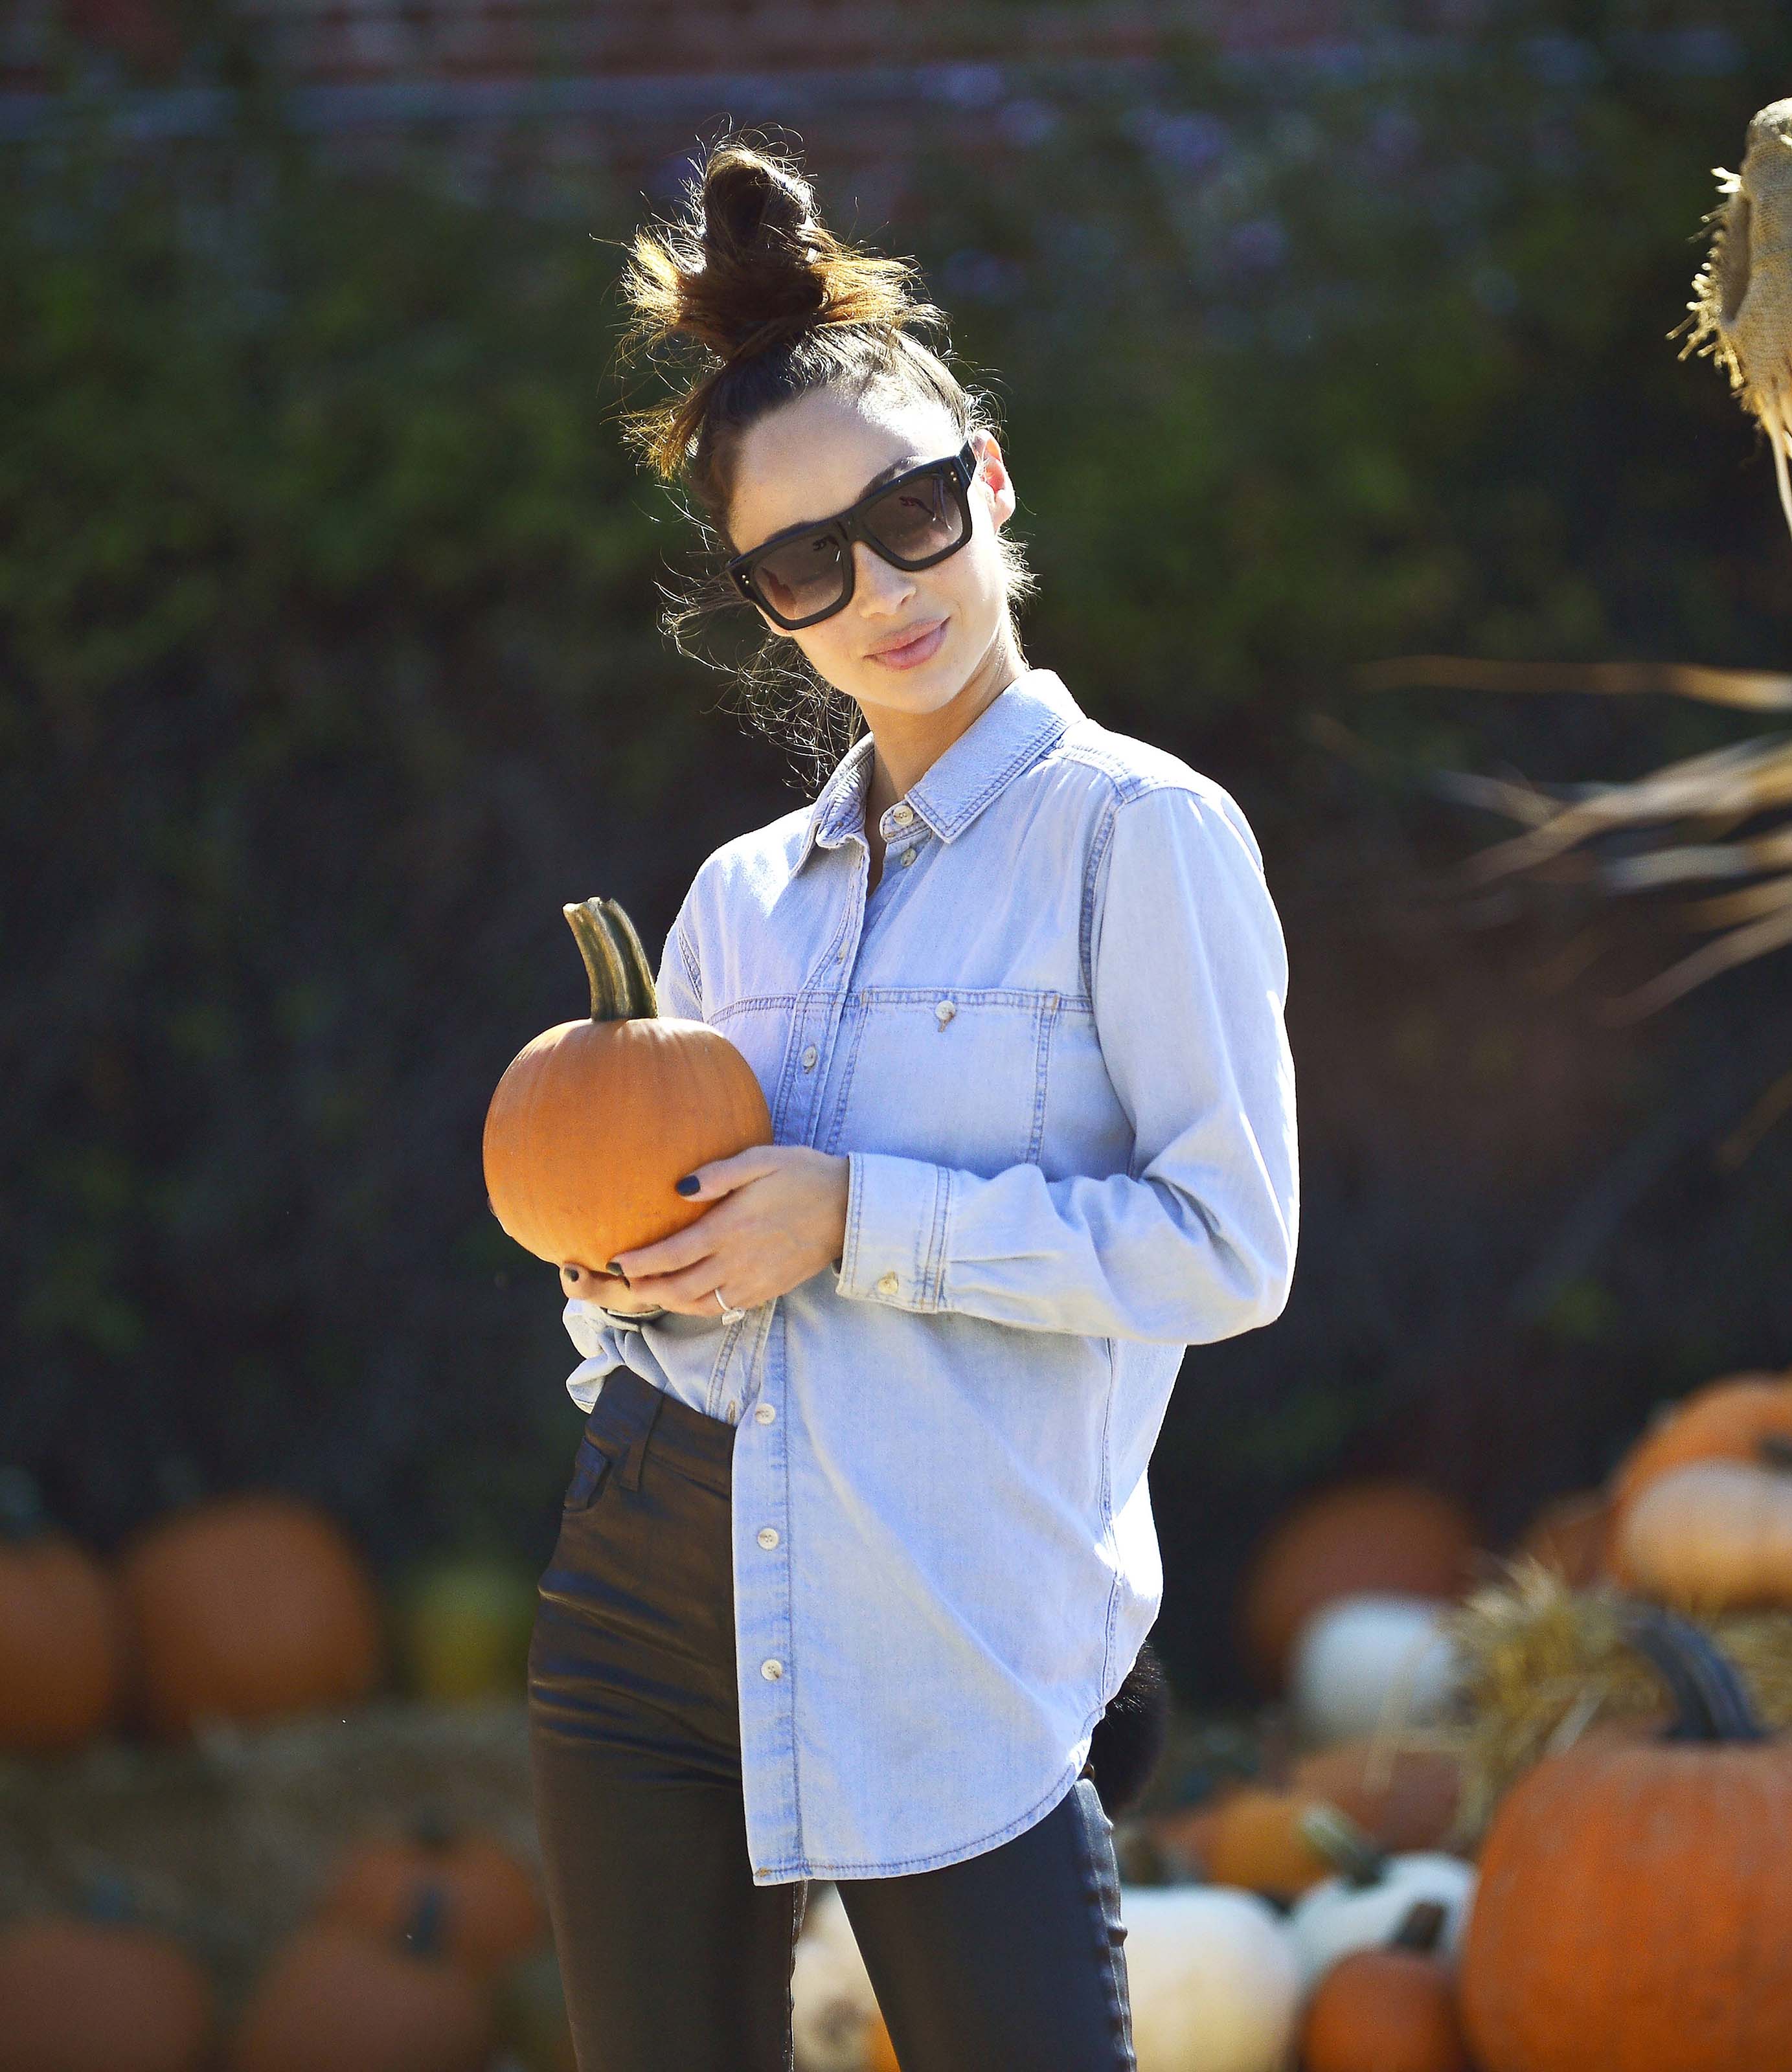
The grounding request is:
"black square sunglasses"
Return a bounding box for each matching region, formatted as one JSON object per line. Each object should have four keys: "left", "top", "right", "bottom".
{"left": 727, "top": 440, "right": 980, "bottom": 631}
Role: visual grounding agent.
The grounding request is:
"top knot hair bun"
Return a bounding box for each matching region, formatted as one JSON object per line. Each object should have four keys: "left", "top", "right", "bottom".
{"left": 613, "top": 132, "right": 949, "bottom": 484}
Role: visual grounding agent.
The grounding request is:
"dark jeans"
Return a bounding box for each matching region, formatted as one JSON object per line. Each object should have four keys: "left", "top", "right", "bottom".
{"left": 527, "top": 1366, "right": 1137, "bottom": 2072}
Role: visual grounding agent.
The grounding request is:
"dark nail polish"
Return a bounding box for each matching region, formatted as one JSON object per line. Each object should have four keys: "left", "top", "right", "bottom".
{"left": 605, "top": 1260, "right": 629, "bottom": 1283}
{"left": 674, "top": 1175, "right": 700, "bottom": 1196}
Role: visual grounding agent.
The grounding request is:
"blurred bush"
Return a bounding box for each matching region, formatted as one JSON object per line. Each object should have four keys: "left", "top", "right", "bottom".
{"left": 6, "top": 0, "right": 1791, "bottom": 1695}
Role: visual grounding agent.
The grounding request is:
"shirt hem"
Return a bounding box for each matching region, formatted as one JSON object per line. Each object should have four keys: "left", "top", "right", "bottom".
{"left": 749, "top": 1751, "right": 1087, "bottom": 1886}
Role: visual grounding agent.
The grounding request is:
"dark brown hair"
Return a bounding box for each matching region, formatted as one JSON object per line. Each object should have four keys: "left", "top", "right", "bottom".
{"left": 607, "top": 128, "right": 1037, "bottom": 788}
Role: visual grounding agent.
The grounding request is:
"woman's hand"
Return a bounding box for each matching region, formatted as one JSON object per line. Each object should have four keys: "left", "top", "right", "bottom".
{"left": 596, "top": 1146, "right": 851, "bottom": 1318}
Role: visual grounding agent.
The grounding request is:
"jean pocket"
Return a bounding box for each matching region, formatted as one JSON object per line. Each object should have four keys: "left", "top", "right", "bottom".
{"left": 562, "top": 1431, "right": 618, "bottom": 1511}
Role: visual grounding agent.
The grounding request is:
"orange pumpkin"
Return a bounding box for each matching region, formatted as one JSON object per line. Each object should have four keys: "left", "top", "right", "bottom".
{"left": 0, "top": 1902, "right": 214, "bottom": 2072}
{"left": 1301, "top": 1898, "right": 1470, "bottom": 2072}
{"left": 1511, "top": 1486, "right": 1612, "bottom": 1587}
{"left": 1196, "top": 1784, "right": 1336, "bottom": 1900}
{"left": 1143, "top": 1779, "right": 1250, "bottom": 1881}
{"left": 318, "top": 1811, "right": 547, "bottom": 1979}
{"left": 1605, "top": 1369, "right": 1792, "bottom": 1542}
{"left": 118, "top": 1491, "right": 384, "bottom": 1739}
{"left": 865, "top": 2010, "right": 902, "bottom": 2072}
{"left": 481, "top": 895, "right": 772, "bottom": 1287}
{"left": 1238, "top": 1480, "right": 1480, "bottom": 1693}
{"left": 1460, "top": 1605, "right": 1792, "bottom": 2072}
{"left": 227, "top": 1893, "right": 495, "bottom": 2072}
{"left": 1289, "top": 1739, "right": 1462, "bottom": 1854}
{"left": 0, "top": 1467, "right": 127, "bottom": 1754}
{"left": 1611, "top": 1445, "right": 1792, "bottom": 1608}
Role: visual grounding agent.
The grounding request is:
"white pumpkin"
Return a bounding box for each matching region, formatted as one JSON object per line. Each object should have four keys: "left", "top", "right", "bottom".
{"left": 791, "top": 1876, "right": 1300, "bottom": 2072}
{"left": 791, "top": 1882, "right": 876, "bottom": 2072}
{"left": 1121, "top": 1886, "right": 1301, "bottom": 2072}
{"left": 1284, "top": 1810, "right": 1476, "bottom": 1993}
{"left": 1287, "top": 1590, "right": 1460, "bottom": 1746}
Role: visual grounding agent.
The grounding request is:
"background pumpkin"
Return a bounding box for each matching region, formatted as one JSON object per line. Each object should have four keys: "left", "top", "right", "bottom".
{"left": 117, "top": 1490, "right": 385, "bottom": 1739}
{"left": 1237, "top": 1480, "right": 1480, "bottom": 1693}
{"left": 1299, "top": 1898, "right": 1470, "bottom": 2072}
{"left": 316, "top": 1811, "right": 546, "bottom": 1979}
{"left": 1288, "top": 1739, "right": 1462, "bottom": 1854}
{"left": 0, "top": 1465, "right": 126, "bottom": 1755}
{"left": 227, "top": 1890, "right": 495, "bottom": 2072}
{"left": 1286, "top": 1805, "right": 1477, "bottom": 1993}
{"left": 1287, "top": 1592, "right": 1462, "bottom": 1747}
{"left": 1604, "top": 1370, "right": 1792, "bottom": 1544}
{"left": 1196, "top": 1784, "right": 1335, "bottom": 1900}
{"left": 0, "top": 1876, "right": 214, "bottom": 2072}
{"left": 1610, "top": 1447, "right": 1792, "bottom": 1610}
{"left": 1459, "top": 1605, "right": 1792, "bottom": 2072}
{"left": 481, "top": 894, "right": 772, "bottom": 1285}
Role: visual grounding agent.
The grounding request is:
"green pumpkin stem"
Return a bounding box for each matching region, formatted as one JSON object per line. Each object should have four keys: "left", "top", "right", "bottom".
{"left": 563, "top": 899, "right": 657, "bottom": 1023}
{"left": 403, "top": 1879, "right": 449, "bottom": 1961}
{"left": 1297, "top": 1799, "right": 1391, "bottom": 1887}
{"left": 601, "top": 898, "right": 661, "bottom": 1019}
{"left": 1391, "top": 1898, "right": 1447, "bottom": 1955}
{"left": 1618, "top": 1602, "right": 1767, "bottom": 1743}
{"left": 0, "top": 1467, "right": 47, "bottom": 1543}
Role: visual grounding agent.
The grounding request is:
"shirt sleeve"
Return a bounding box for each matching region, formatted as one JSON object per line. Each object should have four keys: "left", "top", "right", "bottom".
{"left": 833, "top": 782, "right": 1299, "bottom": 1344}
{"left": 558, "top": 900, "right": 706, "bottom": 1389}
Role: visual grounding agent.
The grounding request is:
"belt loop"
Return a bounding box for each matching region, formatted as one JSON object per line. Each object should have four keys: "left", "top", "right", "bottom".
{"left": 615, "top": 1379, "right": 664, "bottom": 1491}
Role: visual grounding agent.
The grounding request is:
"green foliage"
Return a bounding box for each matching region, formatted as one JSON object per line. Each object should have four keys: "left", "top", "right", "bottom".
{"left": 6, "top": 3, "right": 1792, "bottom": 1694}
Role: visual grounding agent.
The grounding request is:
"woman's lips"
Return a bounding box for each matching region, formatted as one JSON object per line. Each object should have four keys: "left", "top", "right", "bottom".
{"left": 869, "top": 618, "right": 947, "bottom": 669}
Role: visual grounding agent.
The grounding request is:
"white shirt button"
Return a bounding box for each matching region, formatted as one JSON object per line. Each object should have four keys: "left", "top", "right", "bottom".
{"left": 727, "top": 1400, "right": 738, "bottom": 1421}
{"left": 754, "top": 1401, "right": 776, "bottom": 1424}
{"left": 757, "top": 1526, "right": 779, "bottom": 1549}
{"left": 836, "top": 947, "right": 847, "bottom": 962}
{"left": 900, "top": 848, "right": 916, "bottom": 868}
{"left": 877, "top": 1271, "right": 900, "bottom": 1296}
{"left": 801, "top": 1044, "right": 819, "bottom": 1070}
{"left": 761, "top": 1658, "right": 784, "bottom": 1681}
{"left": 892, "top": 802, "right": 914, "bottom": 826}
{"left": 935, "top": 999, "right": 956, "bottom": 1025}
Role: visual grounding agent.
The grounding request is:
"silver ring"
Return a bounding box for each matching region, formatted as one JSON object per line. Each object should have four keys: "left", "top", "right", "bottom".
{"left": 714, "top": 1286, "right": 747, "bottom": 1327}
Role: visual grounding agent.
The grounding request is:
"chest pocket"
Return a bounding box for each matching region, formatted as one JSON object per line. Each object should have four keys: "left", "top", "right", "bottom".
{"left": 826, "top": 987, "right": 1055, "bottom": 1177}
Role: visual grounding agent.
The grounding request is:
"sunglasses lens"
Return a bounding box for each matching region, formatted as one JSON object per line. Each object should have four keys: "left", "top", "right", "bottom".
{"left": 751, "top": 533, "right": 848, "bottom": 624}
{"left": 741, "top": 459, "right": 970, "bottom": 624}
{"left": 865, "top": 471, "right": 966, "bottom": 563}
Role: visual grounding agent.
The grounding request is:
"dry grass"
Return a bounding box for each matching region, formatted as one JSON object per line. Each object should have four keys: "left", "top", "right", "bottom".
{"left": 0, "top": 1698, "right": 537, "bottom": 2025}
{"left": 1421, "top": 1562, "right": 1792, "bottom": 1849}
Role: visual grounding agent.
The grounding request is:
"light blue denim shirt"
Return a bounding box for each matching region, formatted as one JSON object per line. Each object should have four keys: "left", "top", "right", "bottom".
{"left": 560, "top": 664, "right": 1299, "bottom": 1886}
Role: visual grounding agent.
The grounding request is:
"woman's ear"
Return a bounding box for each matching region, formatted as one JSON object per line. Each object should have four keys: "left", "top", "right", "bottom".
{"left": 971, "top": 431, "right": 1016, "bottom": 526}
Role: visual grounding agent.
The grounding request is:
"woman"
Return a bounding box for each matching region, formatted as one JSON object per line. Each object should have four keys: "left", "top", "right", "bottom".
{"left": 525, "top": 135, "right": 1299, "bottom": 2072}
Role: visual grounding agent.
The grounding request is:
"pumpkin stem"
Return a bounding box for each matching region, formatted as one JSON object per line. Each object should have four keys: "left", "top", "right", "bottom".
{"left": 1296, "top": 1799, "right": 1391, "bottom": 1887}
{"left": 1758, "top": 1433, "right": 1792, "bottom": 1472}
{"left": 564, "top": 900, "right": 636, "bottom": 1023}
{"left": 78, "top": 1869, "right": 137, "bottom": 1923}
{"left": 409, "top": 1804, "right": 457, "bottom": 1852}
{"left": 1618, "top": 1603, "right": 1768, "bottom": 1744}
{"left": 0, "top": 1466, "right": 46, "bottom": 1542}
{"left": 1390, "top": 1898, "right": 1447, "bottom": 1955}
{"left": 403, "top": 1879, "right": 449, "bottom": 1961}
{"left": 602, "top": 899, "right": 661, "bottom": 1019}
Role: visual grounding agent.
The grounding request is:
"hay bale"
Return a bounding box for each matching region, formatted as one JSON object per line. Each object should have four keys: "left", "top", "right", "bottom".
{"left": 1431, "top": 1559, "right": 1792, "bottom": 1848}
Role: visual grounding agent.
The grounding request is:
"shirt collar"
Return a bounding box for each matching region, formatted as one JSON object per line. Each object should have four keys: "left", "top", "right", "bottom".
{"left": 792, "top": 666, "right": 1085, "bottom": 875}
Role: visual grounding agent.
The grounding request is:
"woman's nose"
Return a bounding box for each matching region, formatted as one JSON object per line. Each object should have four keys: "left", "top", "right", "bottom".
{"left": 852, "top": 539, "right": 916, "bottom": 609}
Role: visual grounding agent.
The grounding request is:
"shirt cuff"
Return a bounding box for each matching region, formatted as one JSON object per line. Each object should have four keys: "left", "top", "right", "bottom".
{"left": 834, "top": 1150, "right": 951, "bottom": 1310}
